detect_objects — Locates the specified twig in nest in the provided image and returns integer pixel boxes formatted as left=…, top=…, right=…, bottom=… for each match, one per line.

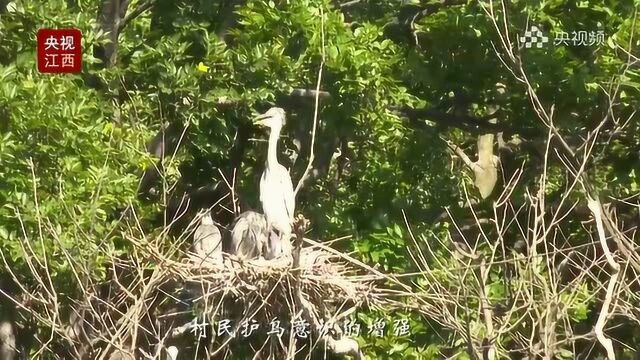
left=289, top=215, right=365, bottom=360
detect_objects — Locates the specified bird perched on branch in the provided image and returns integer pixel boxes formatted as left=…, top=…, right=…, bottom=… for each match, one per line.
left=473, top=118, right=499, bottom=199
left=227, top=210, right=269, bottom=259
left=192, top=210, right=223, bottom=265
left=254, top=107, right=295, bottom=259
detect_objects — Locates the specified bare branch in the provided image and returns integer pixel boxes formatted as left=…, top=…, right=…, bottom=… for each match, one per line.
left=294, top=7, right=326, bottom=196
left=587, top=197, right=619, bottom=360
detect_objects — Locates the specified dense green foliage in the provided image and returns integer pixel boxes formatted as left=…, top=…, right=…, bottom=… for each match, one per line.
left=1, top=0, right=639, bottom=358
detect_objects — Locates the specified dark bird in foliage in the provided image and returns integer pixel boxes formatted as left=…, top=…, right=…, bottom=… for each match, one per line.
left=138, top=122, right=186, bottom=201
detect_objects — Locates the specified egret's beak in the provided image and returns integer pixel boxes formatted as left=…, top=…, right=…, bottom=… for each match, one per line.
left=253, top=112, right=271, bottom=126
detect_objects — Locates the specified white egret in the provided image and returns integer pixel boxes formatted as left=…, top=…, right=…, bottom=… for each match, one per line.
left=254, top=107, right=295, bottom=259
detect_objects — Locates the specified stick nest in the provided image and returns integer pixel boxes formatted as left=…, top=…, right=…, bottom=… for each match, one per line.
left=178, top=247, right=372, bottom=314
left=140, top=244, right=376, bottom=358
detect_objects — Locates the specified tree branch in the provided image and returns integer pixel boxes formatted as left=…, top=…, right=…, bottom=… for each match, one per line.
left=587, top=197, right=619, bottom=360
left=118, top=0, right=155, bottom=33
left=382, top=0, right=466, bottom=43
left=396, top=106, right=507, bottom=134
left=289, top=88, right=331, bottom=100
left=337, top=0, right=362, bottom=8
left=445, top=139, right=477, bottom=169
left=95, top=0, right=130, bottom=68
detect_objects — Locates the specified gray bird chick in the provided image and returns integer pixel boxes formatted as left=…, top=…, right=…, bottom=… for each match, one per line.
left=193, top=210, right=223, bottom=266
left=228, top=210, right=269, bottom=259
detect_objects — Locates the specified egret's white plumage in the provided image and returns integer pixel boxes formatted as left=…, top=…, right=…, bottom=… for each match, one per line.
left=0, top=321, right=15, bottom=360
left=260, top=166, right=295, bottom=233
left=255, top=107, right=295, bottom=259
left=192, top=210, right=222, bottom=265
left=166, top=346, right=179, bottom=360
left=228, top=210, right=269, bottom=259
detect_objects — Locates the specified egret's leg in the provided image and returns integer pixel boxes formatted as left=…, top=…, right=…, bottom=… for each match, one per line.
left=280, top=231, right=292, bottom=256
left=268, top=230, right=279, bottom=260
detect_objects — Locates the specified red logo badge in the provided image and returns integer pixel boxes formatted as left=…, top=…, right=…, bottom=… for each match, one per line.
left=37, top=29, right=82, bottom=74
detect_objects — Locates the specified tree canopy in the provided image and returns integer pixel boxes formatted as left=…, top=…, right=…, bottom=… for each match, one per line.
left=0, top=0, right=639, bottom=359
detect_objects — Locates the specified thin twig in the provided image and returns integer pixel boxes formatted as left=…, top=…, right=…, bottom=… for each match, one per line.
left=293, top=5, right=326, bottom=197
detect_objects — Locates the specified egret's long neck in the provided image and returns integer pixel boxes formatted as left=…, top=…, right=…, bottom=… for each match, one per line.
left=201, top=214, right=214, bottom=225
left=266, top=126, right=281, bottom=169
